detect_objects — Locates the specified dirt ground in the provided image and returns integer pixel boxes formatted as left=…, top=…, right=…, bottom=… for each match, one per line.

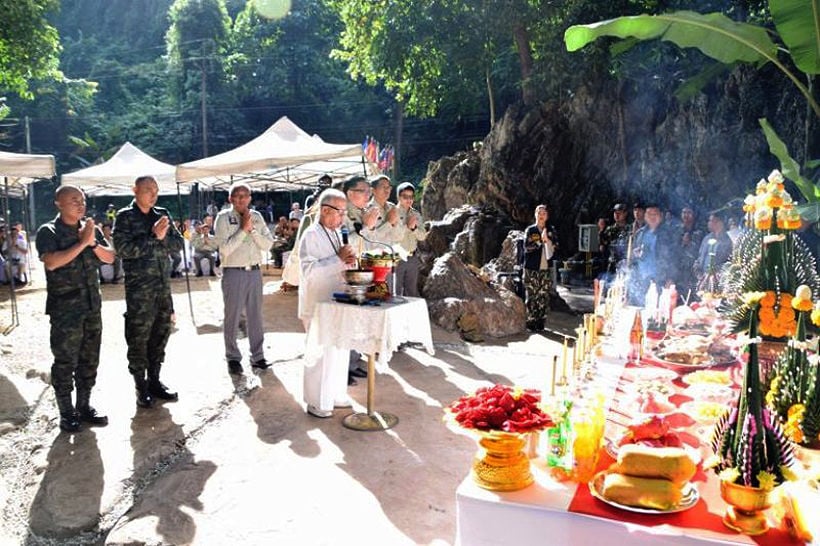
left=0, top=261, right=587, bottom=546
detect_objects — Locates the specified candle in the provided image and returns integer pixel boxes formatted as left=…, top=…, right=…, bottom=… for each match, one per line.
left=551, top=355, right=558, bottom=397
left=561, top=337, right=569, bottom=382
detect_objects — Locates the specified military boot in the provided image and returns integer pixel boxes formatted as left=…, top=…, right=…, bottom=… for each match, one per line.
left=147, top=367, right=178, bottom=402
left=76, top=389, right=109, bottom=427
left=56, top=393, right=81, bottom=432
left=133, top=371, right=154, bottom=408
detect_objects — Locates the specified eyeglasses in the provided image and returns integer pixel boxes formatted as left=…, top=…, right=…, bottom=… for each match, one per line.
left=321, top=204, right=346, bottom=214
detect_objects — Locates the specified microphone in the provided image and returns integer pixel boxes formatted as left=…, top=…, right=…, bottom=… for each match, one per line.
left=341, top=225, right=349, bottom=245
left=353, top=221, right=363, bottom=234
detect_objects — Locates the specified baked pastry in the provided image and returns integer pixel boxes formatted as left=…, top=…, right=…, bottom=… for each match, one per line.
left=612, top=444, right=697, bottom=485
left=601, top=473, right=682, bottom=511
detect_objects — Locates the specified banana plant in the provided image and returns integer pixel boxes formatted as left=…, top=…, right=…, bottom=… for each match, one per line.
left=564, top=0, right=820, bottom=201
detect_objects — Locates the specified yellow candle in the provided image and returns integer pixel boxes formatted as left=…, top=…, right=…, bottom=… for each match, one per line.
left=561, top=337, right=569, bottom=381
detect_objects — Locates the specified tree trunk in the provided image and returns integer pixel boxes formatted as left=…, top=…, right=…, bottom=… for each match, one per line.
left=512, top=22, right=535, bottom=106
left=486, top=67, right=496, bottom=128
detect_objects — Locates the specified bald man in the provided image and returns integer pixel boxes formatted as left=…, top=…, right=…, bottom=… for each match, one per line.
left=36, top=185, right=115, bottom=431
left=113, top=176, right=184, bottom=408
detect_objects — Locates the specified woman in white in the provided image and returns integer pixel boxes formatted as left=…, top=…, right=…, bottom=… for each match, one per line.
left=298, top=189, right=357, bottom=417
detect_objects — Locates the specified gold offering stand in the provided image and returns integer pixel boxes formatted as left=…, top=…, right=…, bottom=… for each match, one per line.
left=342, top=352, right=399, bottom=431
left=342, top=252, right=401, bottom=431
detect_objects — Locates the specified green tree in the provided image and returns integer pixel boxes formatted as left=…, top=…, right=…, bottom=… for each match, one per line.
left=166, top=0, right=236, bottom=157
left=0, top=0, right=61, bottom=99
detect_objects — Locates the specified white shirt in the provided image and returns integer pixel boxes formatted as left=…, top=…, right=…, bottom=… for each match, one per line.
left=298, top=221, right=347, bottom=323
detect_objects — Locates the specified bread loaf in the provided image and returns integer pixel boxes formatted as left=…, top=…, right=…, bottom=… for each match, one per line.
left=601, top=473, right=682, bottom=511
left=613, top=444, right=696, bottom=485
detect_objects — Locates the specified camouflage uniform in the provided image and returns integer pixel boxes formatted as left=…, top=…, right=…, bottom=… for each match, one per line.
left=113, top=201, right=184, bottom=381
left=599, top=222, right=632, bottom=274
left=523, top=223, right=559, bottom=329
left=35, top=216, right=106, bottom=418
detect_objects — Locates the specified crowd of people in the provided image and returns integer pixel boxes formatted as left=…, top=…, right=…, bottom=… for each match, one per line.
left=33, top=172, right=428, bottom=429
left=32, top=172, right=820, bottom=428
left=517, top=199, right=817, bottom=333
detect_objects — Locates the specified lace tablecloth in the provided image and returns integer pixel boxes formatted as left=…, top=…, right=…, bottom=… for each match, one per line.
left=306, top=297, right=434, bottom=369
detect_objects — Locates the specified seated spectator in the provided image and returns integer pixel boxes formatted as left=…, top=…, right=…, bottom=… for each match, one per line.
left=192, top=215, right=218, bottom=276
left=289, top=202, right=304, bottom=221
left=99, top=223, right=123, bottom=283
left=274, top=216, right=289, bottom=238
left=2, top=225, right=29, bottom=285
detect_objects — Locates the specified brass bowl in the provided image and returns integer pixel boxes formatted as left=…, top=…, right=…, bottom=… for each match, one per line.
left=344, top=269, right=374, bottom=286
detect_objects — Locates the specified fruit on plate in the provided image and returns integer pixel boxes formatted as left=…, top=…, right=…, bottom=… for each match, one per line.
left=617, top=415, right=684, bottom=449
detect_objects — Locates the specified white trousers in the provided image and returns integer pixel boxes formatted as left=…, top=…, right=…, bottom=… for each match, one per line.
left=302, top=319, right=349, bottom=412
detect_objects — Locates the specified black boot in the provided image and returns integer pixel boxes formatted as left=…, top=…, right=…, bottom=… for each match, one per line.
left=133, top=371, right=154, bottom=408
left=76, top=389, right=109, bottom=426
left=56, top=393, right=81, bottom=432
left=148, top=368, right=179, bottom=402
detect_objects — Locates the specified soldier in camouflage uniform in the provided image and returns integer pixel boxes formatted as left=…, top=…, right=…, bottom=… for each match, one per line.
left=113, top=176, right=184, bottom=408
left=523, top=204, right=559, bottom=331
left=36, top=185, right=115, bottom=432
left=599, top=203, right=632, bottom=275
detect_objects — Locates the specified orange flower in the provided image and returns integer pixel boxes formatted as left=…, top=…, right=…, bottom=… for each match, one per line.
left=794, top=299, right=813, bottom=312
left=761, top=291, right=777, bottom=307
left=780, top=293, right=793, bottom=308
left=764, top=194, right=784, bottom=208
left=759, top=305, right=776, bottom=323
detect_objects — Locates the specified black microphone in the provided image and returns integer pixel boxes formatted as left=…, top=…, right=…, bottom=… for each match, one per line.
left=353, top=222, right=363, bottom=234
left=341, top=225, right=349, bottom=245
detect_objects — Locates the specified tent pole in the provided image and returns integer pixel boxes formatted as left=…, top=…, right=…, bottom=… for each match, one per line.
left=176, top=181, right=195, bottom=325
left=21, top=184, right=33, bottom=285
left=3, top=176, right=19, bottom=334
left=361, top=155, right=367, bottom=176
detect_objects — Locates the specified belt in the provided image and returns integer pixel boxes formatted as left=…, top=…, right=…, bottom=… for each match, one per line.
left=223, top=264, right=261, bottom=271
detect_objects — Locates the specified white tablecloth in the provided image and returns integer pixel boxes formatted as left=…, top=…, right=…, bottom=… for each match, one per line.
left=306, top=297, right=434, bottom=369
left=455, top=343, right=801, bottom=546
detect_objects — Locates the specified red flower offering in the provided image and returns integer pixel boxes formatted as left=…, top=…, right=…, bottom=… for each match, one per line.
left=447, top=384, right=554, bottom=433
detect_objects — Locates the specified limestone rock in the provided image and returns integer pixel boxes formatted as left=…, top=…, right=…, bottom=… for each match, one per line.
left=424, top=252, right=526, bottom=338
left=419, top=65, right=807, bottom=261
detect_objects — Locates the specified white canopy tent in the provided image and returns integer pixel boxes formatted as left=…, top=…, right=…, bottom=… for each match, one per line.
left=62, top=142, right=188, bottom=196
left=0, top=150, right=57, bottom=333
left=176, top=116, right=373, bottom=189
left=0, top=150, right=56, bottom=198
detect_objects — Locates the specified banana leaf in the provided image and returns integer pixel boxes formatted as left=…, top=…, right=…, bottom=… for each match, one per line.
left=770, top=0, right=820, bottom=75
left=759, top=118, right=820, bottom=201
left=564, top=11, right=777, bottom=64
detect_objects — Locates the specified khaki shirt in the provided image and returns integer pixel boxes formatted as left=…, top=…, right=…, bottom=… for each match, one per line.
left=396, top=206, right=427, bottom=255
left=214, top=207, right=273, bottom=268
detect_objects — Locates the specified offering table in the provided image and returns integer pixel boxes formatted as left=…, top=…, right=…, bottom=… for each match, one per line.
left=455, top=351, right=804, bottom=546
left=306, top=297, right=434, bottom=431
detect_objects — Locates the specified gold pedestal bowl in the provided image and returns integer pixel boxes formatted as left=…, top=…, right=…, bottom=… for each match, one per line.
left=720, top=480, right=775, bottom=536
left=471, top=431, right=533, bottom=492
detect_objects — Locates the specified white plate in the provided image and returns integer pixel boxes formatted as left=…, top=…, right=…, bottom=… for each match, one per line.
left=623, top=367, right=679, bottom=382
left=589, top=471, right=700, bottom=514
